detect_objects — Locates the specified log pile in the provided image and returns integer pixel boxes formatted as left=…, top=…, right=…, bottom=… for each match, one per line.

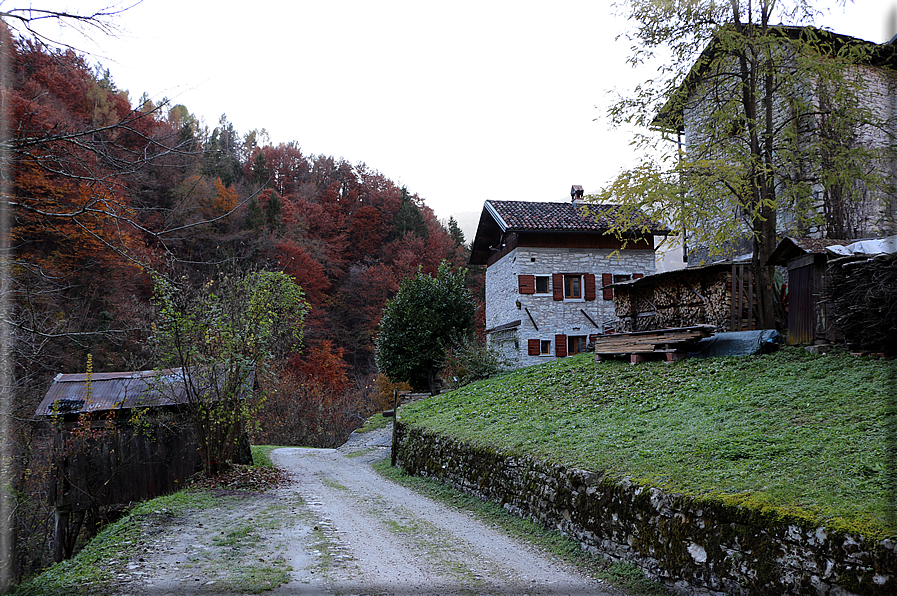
left=614, top=264, right=757, bottom=333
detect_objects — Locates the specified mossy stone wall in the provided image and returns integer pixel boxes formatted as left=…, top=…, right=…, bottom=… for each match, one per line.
left=393, top=421, right=896, bottom=596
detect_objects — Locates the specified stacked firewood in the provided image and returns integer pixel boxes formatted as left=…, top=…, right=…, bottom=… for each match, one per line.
left=615, top=269, right=737, bottom=332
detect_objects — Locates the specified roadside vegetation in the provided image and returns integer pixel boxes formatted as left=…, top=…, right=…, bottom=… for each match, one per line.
left=11, top=491, right=217, bottom=596
left=11, top=447, right=290, bottom=596
left=398, top=347, right=896, bottom=538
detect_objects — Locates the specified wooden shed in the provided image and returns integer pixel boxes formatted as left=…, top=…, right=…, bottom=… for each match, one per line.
left=611, top=261, right=760, bottom=333
left=34, top=368, right=251, bottom=561
left=767, top=237, right=849, bottom=346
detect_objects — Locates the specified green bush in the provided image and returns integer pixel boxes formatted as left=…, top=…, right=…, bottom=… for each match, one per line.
left=441, top=334, right=509, bottom=390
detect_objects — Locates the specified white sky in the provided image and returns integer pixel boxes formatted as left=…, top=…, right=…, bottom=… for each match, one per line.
left=16, top=0, right=897, bottom=239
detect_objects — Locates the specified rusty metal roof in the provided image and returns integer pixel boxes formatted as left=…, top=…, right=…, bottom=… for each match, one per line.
left=34, top=368, right=254, bottom=417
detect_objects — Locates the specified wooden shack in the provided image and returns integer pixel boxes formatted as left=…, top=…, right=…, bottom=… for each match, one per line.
left=34, top=368, right=250, bottom=561
left=611, top=261, right=760, bottom=333
left=767, top=237, right=848, bottom=346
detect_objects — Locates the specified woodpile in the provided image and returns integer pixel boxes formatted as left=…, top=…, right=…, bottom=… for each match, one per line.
left=825, top=254, right=897, bottom=355
left=614, top=263, right=758, bottom=333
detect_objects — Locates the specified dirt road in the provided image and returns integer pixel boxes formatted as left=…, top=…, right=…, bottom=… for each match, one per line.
left=114, top=427, right=620, bottom=595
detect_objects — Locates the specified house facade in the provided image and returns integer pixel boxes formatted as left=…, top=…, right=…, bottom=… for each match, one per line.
left=469, top=191, right=666, bottom=368
left=653, top=26, right=897, bottom=271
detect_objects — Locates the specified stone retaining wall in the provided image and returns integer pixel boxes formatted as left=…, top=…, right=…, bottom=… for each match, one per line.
left=393, top=421, right=896, bottom=595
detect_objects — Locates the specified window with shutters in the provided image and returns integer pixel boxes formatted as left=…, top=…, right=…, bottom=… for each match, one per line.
left=535, top=276, right=550, bottom=294
left=563, top=275, right=582, bottom=300
left=528, top=338, right=553, bottom=356
left=602, top=273, right=642, bottom=300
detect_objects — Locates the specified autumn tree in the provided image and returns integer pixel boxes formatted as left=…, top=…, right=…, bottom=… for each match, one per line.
left=1, top=7, right=190, bottom=588
left=151, top=269, right=308, bottom=475
left=594, top=0, right=896, bottom=328
left=375, top=262, right=475, bottom=393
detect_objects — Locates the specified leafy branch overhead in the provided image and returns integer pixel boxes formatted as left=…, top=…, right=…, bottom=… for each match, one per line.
left=151, top=270, right=309, bottom=475
left=593, top=0, right=896, bottom=328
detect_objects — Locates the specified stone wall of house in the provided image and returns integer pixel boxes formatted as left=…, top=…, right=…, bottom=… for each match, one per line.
left=488, top=326, right=522, bottom=368
left=486, top=246, right=655, bottom=368
left=680, top=52, right=897, bottom=247
left=394, top=421, right=896, bottom=596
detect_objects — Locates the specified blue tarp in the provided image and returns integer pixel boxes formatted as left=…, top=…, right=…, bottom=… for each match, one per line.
left=687, top=330, right=783, bottom=358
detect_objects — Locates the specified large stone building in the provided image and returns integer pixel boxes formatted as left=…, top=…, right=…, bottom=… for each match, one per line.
left=653, top=26, right=897, bottom=271
left=469, top=189, right=667, bottom=368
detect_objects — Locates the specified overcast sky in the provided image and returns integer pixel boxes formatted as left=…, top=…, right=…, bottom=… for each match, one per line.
left=21, top=0, right=897, bottom=239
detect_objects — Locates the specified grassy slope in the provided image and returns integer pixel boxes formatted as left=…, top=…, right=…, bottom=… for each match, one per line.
left=400, top=348, right=896, bottom=538
left=12, top=446, right=286, bottom=595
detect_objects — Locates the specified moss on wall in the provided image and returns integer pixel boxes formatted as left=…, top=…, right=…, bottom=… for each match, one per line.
left=394, top=421, right=896, bottom=596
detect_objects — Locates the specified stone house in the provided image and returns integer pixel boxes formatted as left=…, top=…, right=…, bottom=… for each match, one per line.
left=469, top=188, right=667, bottom=368
left=653, top=26, right=897, bottom=270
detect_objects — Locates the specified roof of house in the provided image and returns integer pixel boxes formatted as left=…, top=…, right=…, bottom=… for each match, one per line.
left=34, top=367, right=254, bottom=417
left=654, top=26, right=897, bottom=132
left=607, top=259, right=748, bottom=290
left=469, top=200, right=668, bottom=265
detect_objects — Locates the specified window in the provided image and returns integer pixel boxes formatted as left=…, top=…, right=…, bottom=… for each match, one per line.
left=555, top=274, right=596, bottom=301
left=603, top=273, right=642, bottom=300
left=568, top=335, right=587, bottom=355
left=535, top=276, right=550, bottom=294
left=528, top=338, right=554, bottom=356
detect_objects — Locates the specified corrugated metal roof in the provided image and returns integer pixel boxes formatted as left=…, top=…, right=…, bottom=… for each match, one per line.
left=35, top=368, right=253, bottom=417
left=607, top=259, right=747, bottom=288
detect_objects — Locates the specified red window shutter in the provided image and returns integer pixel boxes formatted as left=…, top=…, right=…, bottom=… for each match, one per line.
left=584, top=274, right=596, bottom=301
left=633, top=273, right=644, bottom=280
left=552, top=273, right=564, bottom=301
left=602, top=273, right=614, bottom=300
left=518, top=275, right=535, bottom=294
left=555, top=334, right=567, bottom=357
left=528, top=339, right=540, bottom=356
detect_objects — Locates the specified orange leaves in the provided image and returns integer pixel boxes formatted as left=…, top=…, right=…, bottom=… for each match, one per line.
left=287, top=339, right=350, bottom=394
left=213, top=178, right=239, bottom=214
left=14, top=163, right=140, bottom=280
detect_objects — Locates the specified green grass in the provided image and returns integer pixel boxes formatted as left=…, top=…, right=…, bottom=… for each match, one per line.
left=355, top=412, right=392, bottom=433
left=14, top=449, right=291, bottom=595
left=250, top=444, right=284, bottom=468
left=12, top=491, right=219, bottom=595
left=399, top=348, right=897, bottom=538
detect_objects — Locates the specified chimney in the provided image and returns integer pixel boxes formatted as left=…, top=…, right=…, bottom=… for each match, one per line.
left=570, top=185, right=584, bottom=203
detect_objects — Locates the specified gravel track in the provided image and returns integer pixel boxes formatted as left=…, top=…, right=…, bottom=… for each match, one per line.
left=112, top=426, right=620, bottom=595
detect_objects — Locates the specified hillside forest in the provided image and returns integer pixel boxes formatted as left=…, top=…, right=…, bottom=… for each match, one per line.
left=5, top=34, right=483, bottom=448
